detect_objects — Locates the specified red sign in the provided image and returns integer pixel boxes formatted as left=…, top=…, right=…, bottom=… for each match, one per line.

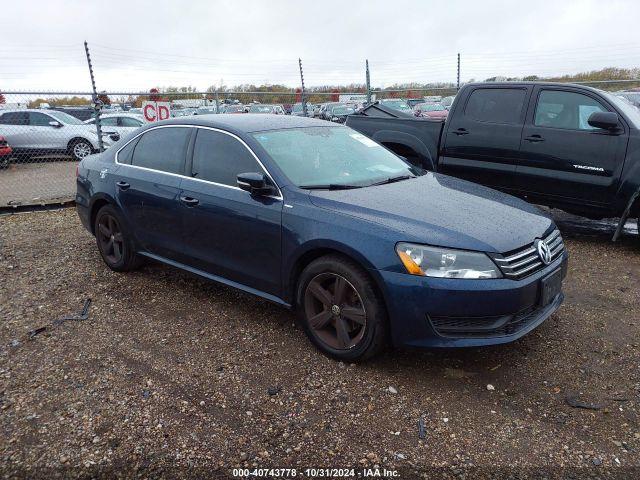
left=142, top=101, right=171, bottom=122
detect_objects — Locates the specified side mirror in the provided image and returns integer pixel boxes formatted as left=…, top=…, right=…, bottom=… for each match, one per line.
left=49, top=121, right=62, bottom=128
left=109, top=133, right=121, bottom=142
left=237, top=172, right=274, bottom=196
left=588, top=111, right=620, bottom=132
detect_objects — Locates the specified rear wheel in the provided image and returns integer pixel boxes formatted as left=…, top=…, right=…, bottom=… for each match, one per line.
left=94, top=205, right=143, bottom=272
left=69, top=139, right=93, bottom=161
left=297, top=255, right=388, bottom=361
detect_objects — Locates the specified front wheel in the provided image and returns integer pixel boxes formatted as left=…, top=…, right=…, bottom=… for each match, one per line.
left=297, top=255, right=389, bottom=362
left=69, top=139, right=93, bottom=161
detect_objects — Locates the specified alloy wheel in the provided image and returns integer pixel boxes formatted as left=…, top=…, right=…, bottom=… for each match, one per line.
left=73, top=141, right=92, bottom=159
left=304, top=273, right=367, bottom=350
left=97, top=214, right=124, bottom=264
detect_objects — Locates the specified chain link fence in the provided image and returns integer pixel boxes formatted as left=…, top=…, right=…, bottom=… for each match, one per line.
left=1, top=80, right=639, bottom=208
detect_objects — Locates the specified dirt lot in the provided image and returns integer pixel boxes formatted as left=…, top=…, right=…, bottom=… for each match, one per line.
left=0, top=160, right=75, bottom=207
left=1, top=208, right=639, bottom=479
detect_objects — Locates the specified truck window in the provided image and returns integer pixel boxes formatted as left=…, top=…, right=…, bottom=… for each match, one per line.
left=464, top=88, right=526, bottom=124
left=534, top=90, right=607, bottom=131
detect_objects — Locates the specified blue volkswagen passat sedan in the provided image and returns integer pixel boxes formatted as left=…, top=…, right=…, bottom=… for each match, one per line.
left=76, top=115, right=568, bottom=361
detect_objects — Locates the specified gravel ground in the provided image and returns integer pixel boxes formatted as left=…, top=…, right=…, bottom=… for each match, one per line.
left=1, top=208, right=639, bottom=479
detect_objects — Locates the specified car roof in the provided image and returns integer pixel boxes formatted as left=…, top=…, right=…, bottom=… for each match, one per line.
left=152, top=113, right=331, bottom=133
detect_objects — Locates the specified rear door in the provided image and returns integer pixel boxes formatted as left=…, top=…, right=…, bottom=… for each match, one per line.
left=517, top=86, right=628, bottom=205
left=0, top=112, right=30, bottom=150
left=440, top=86, right=530, bottom=190
left=114, top=126, right=192, bottom=261
left=180, top=127, right=283, bottom=296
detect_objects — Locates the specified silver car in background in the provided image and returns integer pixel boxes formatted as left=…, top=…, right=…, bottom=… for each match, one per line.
left=0, top=109, right=115, bottom=161
left=84, top=113, right=145, bottom=139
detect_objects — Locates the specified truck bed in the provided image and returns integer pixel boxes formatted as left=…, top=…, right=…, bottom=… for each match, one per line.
left=346, top=103, right=444, bottom=170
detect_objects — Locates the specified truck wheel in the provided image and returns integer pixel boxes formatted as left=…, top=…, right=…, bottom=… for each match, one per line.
left=69, top=139, right=93, bottom=161
left=297, top=255, right=389, bottom=362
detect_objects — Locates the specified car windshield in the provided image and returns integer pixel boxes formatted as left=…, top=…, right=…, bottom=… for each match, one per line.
left=292, top=104, right=305, bottom=112
left=601, top=90, right=640, bottom=128
left=417, top=103, right=445, bottom=112
left=48, top=110, right=84, bottom=125
left=253, top=126, right=422, bottom=188
left=331, top=106, right=355, bottom=115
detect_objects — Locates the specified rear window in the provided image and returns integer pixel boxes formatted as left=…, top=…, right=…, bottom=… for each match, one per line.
left=464, top=88, right=526, bottom=124
left=0, top=112, right=29, bottom=125
left=130, top=127, right=190, bottom=174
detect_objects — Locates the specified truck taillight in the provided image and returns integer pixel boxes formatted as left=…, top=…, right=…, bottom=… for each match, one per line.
left=76, top=166, right=79, bottom=177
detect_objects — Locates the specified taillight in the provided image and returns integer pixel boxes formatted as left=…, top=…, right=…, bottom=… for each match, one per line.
left=76, top=165, right=79, bottom=177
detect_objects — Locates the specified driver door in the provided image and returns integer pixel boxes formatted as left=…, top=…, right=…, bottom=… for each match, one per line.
left=517, top=86, right=628, bottom=205
left=180, top=127, right=283, bottom=296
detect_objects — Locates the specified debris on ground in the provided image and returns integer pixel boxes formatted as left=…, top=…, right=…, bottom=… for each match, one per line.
left=565, top=395, right=605, bottom=411
left=27, top=298, right=92, bottom=339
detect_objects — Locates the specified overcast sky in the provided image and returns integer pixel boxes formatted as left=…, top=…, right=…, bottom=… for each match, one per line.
left=2, top=0, right=639, bottom=93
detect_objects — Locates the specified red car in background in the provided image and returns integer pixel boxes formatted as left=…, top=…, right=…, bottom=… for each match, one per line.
left=414, top=103, right=449, bottom=120
left=0, top=135, right=12, bottom=168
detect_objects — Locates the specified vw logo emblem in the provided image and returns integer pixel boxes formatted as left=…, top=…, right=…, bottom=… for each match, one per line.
left=535, top=239, right=552, bottom=265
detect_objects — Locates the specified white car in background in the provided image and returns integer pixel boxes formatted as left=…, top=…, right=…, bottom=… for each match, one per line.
left=84, top=113, right=145, bottom=138
left=0, top=109, right=116, bottom=161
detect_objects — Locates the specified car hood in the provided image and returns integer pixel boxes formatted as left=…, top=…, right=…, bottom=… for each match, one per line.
left=308, top=173, right=553, bottom=253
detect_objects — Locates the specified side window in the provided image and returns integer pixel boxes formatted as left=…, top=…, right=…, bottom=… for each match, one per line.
left=29, top=112, right=54, bottom=126
left=120, top=117, right=143, bottom=127
left=130, top=127, right=190, bottom=174
left=464, top=88, right=527, bottom=124
left=99, top=117, right=118, bottom=126
left=534, top=90, right=607, bottom=130
left=192, top=129, right=263, bottom=186
left=116, top=137, right=140, bottom=165
left=0, top=113, right=28, bottom=125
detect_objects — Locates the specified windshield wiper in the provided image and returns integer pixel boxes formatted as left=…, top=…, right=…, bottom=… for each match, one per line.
left=299, top=184, right=364, bottom=190
left=369, top=174, right=414, bottom=186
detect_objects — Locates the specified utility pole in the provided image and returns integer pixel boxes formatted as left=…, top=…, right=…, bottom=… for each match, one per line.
left=457, top=53, right=461, bottom=92
left=84, top=40, right=104, bottom=152
left=366, top=59, right=371, bottom=104
left=299, top=58, right=307, bottom=116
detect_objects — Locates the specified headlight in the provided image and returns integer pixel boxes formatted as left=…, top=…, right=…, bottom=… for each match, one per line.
left=396, top=242, right=502, bottom=279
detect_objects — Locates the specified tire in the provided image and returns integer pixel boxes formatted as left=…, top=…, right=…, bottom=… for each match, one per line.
left=69, top=138, right=93, bottom=161
left=94, top=204, right=143, bottom=272
left=0, top=156, right=9, bottom=169
left=297, top=254, right=389, bottom=362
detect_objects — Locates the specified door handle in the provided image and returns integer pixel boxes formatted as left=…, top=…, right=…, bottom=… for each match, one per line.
left=180, top=195, right=199, bottom=207
left=116, top=181, right=130, bottom=190
left=524, top=135, right=544, bottom=143
left=452, top=128, right=469, bottom=136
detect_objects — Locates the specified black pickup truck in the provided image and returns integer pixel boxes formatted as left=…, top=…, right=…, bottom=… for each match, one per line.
left=346, top=82, right=640, bottom=241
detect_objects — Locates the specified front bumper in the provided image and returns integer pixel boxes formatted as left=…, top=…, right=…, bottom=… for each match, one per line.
left=377, top=251, right=568, bottom=348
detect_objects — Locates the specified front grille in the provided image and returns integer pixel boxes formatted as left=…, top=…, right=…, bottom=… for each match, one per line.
left=430, top=305, right=538, bottom=338
left=491, top=229, right=564, bottom=280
